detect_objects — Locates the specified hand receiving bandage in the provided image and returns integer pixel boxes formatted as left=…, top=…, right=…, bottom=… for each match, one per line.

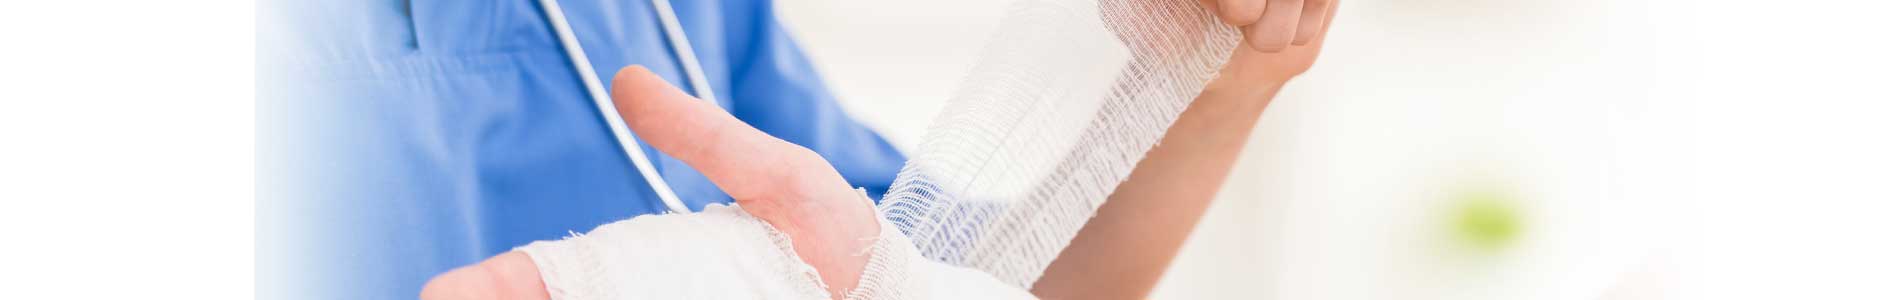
left=419, top=67, right=1028, bottom=300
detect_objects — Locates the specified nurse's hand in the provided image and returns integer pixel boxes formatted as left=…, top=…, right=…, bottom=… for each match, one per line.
left=1036, top=1, right=1338, bottom=298
left=1198, top=0, right=1335, bottom=53
left=1200, top=0, right=1337, bottom=98
left=1117, top=0, right=1338, bottom=88
left=419, top=66, right=881, bottom=300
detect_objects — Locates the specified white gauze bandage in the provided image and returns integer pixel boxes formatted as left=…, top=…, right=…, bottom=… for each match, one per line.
left=517, top=204, right=1032, bottom=299
left=521, top=0, right=1240, bottom=298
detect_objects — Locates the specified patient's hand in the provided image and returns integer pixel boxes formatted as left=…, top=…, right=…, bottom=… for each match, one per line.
left=420, top=66, right=881, bottom=300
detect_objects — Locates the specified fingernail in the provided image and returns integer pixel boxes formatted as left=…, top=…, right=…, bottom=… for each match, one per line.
left=1244, top=26, right=1286, bottom=53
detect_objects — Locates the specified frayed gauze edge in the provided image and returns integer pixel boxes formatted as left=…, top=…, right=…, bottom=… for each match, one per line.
left=517, top=203, right=1033, bottom=300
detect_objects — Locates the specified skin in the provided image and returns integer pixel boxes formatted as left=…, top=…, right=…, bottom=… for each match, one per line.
left=420, top=1, right=1336, bottom=299
left=423, top=65, right=879, bottom=300
left=1036, top=2, right=1336, bottom=298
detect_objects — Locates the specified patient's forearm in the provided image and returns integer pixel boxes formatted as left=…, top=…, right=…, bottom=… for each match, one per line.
left=1031, top=78, right=1284, bottom=299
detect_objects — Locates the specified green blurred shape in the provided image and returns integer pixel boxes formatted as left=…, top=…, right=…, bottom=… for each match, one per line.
left=1451, top=189, right=1521, bottom=251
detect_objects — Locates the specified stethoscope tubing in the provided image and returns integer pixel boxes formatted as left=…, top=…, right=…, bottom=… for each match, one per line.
left=537, top=0, right=720, bottom=214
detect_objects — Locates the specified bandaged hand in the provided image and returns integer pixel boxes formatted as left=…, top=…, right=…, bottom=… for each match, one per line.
left=420, top=66, right=896, bottom=299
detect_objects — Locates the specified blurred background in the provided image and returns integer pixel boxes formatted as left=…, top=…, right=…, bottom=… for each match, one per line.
left=776, top=0, right=1691, bottom=298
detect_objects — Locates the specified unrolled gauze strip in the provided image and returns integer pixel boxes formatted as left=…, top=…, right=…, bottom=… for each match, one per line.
left=878, top=0, right=1240, bottom=288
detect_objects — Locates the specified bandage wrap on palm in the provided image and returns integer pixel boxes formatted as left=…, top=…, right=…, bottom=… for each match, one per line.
left=517, top=204, right=1031, bottom=299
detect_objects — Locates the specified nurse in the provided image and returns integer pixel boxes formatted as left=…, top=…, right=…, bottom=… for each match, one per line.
left=256, top=0, right=1336, bottom=299
left=259, top=0, right=901, bottom=298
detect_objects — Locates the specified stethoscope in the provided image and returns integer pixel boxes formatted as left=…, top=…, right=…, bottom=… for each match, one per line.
left=536, top=0, right=715, bottom=214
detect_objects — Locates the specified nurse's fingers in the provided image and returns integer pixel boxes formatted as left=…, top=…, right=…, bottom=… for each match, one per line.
left=1215, top=0, right=1265, bottom=26
left=420, top=252, right=548, bottom=300
left=1244, top=0, right=1303, bottom=52
left=1291, top=0, right=1332, bottom=45
left=609, top=66, right=851, bottom=202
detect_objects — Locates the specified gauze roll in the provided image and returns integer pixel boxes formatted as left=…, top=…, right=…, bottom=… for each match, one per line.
left=516, top=204, right=1032, bottom=299
left=878, top=0, right=1240, bottom=287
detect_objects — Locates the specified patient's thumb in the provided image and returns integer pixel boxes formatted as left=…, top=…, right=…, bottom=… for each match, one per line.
left=420, top=252, right=549, bottom=300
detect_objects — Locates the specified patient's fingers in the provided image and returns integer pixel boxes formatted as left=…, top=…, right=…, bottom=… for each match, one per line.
left=609, top=66, right=851, bottom=203
left=420, top=252, right=547, bottom=300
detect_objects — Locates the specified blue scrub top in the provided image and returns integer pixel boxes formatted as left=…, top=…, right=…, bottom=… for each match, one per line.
left=256, top=0, right=906, bottom=298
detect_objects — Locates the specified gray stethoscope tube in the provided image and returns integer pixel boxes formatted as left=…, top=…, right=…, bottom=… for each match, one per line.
left=537, top=0, right=718, bottom=214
